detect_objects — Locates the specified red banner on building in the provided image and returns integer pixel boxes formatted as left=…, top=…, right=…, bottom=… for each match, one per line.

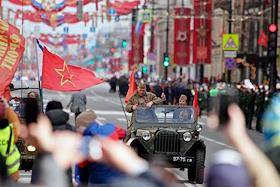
left=173, top=8, right=191, bottom=65
left=0, top=19, right=25, bottom=100
left=193, top=0, right=212, bottom=64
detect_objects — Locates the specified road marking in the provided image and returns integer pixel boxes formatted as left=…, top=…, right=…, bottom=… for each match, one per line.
left=95, top=110, right=131, bottom=116
left=97, top=117, right=106, bottom=121
left=200, top=135, right=233, bottom=149
left=89, top=90, right=122, bottom=106
left=117, top=118, right=128, bottom=122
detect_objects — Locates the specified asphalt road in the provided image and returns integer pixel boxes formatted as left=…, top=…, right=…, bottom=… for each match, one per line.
left=12, top=81, right=264, bottom=187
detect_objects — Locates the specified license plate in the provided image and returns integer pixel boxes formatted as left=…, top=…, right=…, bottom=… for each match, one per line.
left=21, top=155, right=35, bottom=160
left=172, top=156, right=193, bottom=163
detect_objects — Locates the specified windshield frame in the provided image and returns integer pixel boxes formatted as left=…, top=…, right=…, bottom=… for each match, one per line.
left=134, top=105, right=197, bottom=129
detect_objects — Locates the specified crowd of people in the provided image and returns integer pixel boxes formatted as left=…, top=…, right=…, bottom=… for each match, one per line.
left=0, top=77, right=280, bottom=186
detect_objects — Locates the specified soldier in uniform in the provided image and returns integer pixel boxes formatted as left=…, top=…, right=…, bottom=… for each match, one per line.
left=246, top=89, right=256, bottom=129
left=255, top=87, right=266, bottom=132
left=125, top=83, right=163, bottom=137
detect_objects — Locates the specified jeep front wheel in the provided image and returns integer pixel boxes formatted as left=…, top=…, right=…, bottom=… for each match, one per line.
left=188, top=149, right=205, bottom=184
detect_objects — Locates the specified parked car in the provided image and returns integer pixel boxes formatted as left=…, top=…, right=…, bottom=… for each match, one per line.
left=126, top=105, right=206, bottom=184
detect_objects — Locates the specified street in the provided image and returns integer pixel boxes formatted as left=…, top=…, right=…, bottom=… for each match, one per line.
left=13, top=81, right=264, bottom=187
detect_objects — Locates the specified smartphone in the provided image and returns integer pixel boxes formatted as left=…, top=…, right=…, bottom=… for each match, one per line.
left=23, top=98, right=40, bottom=125
left=79, top=136, right=103, bottom=160
left=209, top=88, right=238, bottom=127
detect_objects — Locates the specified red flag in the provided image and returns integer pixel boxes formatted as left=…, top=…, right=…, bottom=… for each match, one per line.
left=258, top=31, right=268, bottom=48
left=42, top=47, right=103, bottom=91
left=0, top=19, right=25, bottom=100
left=125, top=70, right=136, bottom=103
left=193, top=88, right=200, bottom=117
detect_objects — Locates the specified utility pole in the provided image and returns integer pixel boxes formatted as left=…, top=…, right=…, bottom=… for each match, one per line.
left=227, top=0, right=233, bottom=83
left=269, top=0, right=279, bottom=92
left=164, top=0, right=170, bottom=81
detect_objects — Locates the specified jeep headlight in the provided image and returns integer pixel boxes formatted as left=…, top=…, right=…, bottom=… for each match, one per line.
left=142, top=131, right=151, bottom=141
left=183, top=132, right=192, bottom=142
left=27, top=145, right=36, bottom=152
left=196, top=124, right=202, bottom=132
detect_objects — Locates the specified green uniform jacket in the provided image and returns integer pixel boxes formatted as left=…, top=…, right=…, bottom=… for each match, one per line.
left=125, top=92, right=163, bottom=129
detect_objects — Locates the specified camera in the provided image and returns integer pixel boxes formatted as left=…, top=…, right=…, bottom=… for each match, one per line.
left=208, top=87, right=239, bottom=126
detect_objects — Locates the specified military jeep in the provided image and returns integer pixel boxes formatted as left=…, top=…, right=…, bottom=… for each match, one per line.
left=126, top=105, right=206, bottom=184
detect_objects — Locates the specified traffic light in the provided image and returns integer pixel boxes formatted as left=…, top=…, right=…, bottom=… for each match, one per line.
left=267, top=23, right=278, bottom=58
left=142, top=65, right=148, bottom=74
left=163, top=53, right=169, bottom=67
left=121, top=39, right=127, bottom=48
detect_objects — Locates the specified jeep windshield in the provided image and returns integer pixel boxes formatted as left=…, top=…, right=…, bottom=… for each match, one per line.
left=134, top=105, right=196, bottom=128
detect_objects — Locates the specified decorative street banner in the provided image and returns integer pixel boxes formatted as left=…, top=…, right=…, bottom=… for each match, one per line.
left=193, top=0, right=212, bottom=64
left=17, top=10, right=90, bottom=28
left=0, top=19, right=25, bottom=100
left=107, top=0, right=140, bottom=15
left=9, top=0, right=92, bottom=12
left=173, top=8, right=191, bottom=65
left=39, top=34, right=81, bottom=46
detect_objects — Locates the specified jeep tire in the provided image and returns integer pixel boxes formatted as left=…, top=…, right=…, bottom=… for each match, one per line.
left=188, top=149, right=205, bottom=184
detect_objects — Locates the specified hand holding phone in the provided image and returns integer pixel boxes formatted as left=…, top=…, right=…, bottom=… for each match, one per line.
left=209, top=87, right=239, bottom=127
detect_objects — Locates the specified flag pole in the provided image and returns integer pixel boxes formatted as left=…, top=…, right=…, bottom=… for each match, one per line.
left=118, top=90, right=129, bottom=128
left=35, top=38, right=44, bottom=111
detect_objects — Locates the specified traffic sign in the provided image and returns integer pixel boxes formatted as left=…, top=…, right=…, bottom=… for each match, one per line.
left=108, top=8, right=116, bottom=16
left=115, top=16, right=120, bottom=22
left=222, top=34, right=239, bottom=51
left=223, top=51, right=237, bottom=58
left=63, top=27, right=69, bottom=34
left=90, top=27, right=95, bottom=33
left=140, top=9, right=152, bottom=23
left=225, top=58, right=236, bottom=70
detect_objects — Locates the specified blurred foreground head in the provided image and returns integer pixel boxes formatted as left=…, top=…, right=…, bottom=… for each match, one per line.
left=262, top=95, right=280, bottom=149
left=206, top=149, right=250, bottom=187
left=262, top=95, right=280, bottom=174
